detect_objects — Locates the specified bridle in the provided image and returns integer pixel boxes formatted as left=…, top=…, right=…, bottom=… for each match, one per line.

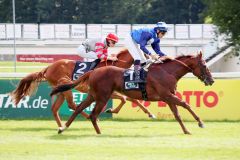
left=174, top=57, right=208, bottom=83
left=197, top=58, right=209, bottom=83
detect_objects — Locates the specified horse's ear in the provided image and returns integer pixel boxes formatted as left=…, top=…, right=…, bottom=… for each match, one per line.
left=198, top=50, right=203, bottom=59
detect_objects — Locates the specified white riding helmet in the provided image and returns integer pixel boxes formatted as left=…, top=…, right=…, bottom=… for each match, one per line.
left=154, top=22, right=168, bottom=32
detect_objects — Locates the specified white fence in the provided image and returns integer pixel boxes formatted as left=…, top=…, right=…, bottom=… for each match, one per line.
left=0, top=23, right=216, bottom=40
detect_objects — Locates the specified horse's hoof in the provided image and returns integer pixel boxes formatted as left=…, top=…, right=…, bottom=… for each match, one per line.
left=105, top=108, right=112, bottom=113
left=198, top=122, right=205, bottom=128
left=149, top=114, right=157, bottom=119
left=58, top=129, right=63, bottom=134
left=58, top=126, right=65, bottom=134
left=184, top=131, right=191, bottom=135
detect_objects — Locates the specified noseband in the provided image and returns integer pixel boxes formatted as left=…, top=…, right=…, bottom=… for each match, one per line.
left=198, top=59, right=208, bottom=83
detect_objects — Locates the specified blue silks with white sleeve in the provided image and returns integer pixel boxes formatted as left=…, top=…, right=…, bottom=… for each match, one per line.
left=131, top=28, right=165, bottom=56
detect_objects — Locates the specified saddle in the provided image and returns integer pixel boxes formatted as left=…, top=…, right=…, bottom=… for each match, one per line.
left=72, top=59, right=100, bottom=80
left=123, top=69, right=148, bottom=100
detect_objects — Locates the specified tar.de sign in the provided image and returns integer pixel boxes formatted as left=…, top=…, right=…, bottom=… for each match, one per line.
left=0, top=94, right=48, bottom=109
left=0, top=80, right=112, bottom=118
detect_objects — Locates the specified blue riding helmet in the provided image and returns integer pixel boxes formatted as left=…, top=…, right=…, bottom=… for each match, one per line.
left=154, top=22, right=168, bottom=33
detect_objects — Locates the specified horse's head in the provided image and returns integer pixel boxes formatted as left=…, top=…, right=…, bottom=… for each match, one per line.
left=113, top=49, right=134, bottom=68
left=191, top=51, right=214, bottom=86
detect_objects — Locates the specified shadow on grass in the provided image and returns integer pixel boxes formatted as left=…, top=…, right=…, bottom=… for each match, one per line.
left=48, top=131, right=181, bottom=140
left=1, top=127, right=90, bottom=132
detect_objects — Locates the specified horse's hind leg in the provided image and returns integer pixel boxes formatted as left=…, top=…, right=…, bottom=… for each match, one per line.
left=90, top=101, right=108, bottom=134
left=51, top=94, right=65, bottom=128
left=57, top=78, right=89, bottom=119
left=166, top=94, right=204, bottom=128
left=58, top=95, right=94, bottom=134
left=168, top=103, right=191, bottom=134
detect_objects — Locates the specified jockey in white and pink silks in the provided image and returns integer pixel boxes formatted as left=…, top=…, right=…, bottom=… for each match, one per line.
left=77, top=33, right=119, bottom=70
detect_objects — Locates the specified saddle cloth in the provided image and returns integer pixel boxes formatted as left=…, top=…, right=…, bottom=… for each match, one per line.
left=123, top=69, right=148, bottom=100
left=72, top=59, right=101, bottom=80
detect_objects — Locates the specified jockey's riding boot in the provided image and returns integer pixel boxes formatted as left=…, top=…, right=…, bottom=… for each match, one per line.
left=141, top=62, right=146, bottom=67
left=89, top=59, right=101, bottom=70
left=133, top=60, right=145, bottom=83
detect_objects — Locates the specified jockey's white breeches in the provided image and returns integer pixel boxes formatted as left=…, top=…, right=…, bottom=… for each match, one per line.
left=77, top=45, right=98, bottom=60
left=124, top=34, right=147, bottom=63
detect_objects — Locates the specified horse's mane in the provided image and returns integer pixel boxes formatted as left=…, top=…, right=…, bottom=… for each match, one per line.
left=161, top=57, right=172, bottom=63
left=160, top=55, right=194, bottom=63
left=175, top=55, right=194, bottom=60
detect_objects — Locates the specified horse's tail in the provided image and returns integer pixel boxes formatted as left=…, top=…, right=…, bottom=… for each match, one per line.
left=10, top=67, right=48, bottom=105
left=50, top=71, right=92, bottom=97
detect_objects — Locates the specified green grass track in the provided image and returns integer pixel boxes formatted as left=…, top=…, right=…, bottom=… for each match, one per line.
left=0, top=120, right=239, bottom=160
left=0, top=61, right=48, bottom=73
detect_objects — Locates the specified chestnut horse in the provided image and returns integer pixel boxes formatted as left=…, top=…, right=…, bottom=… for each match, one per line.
left=10, top=49, right=155, bottom=130
left=51, top=51, right=214, bottom=134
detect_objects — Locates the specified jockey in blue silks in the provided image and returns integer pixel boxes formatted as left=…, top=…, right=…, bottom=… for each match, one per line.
left=125, top=22, right=168, bottom=83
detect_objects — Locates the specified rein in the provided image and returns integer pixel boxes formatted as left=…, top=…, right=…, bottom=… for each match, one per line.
left=173, top=59, right=193, bottom=73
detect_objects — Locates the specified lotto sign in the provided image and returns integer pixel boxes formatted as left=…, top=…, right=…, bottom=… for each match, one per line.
left=112, top=78, right=240, bottom=120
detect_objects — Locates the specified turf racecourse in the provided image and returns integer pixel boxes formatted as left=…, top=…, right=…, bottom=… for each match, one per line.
left=0, top=120, right=239, bottom=160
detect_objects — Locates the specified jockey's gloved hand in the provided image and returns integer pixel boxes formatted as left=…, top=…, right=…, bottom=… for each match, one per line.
left=160, top=55, right=173, bottom=61
left=144, top=54, right=151, bottom=59
left=165, top=56, right=174, bottom=60
left=150, top=54, right=159, bottom=61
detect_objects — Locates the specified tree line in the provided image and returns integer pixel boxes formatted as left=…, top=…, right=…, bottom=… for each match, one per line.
left=0, top=0, right=205, bottom=24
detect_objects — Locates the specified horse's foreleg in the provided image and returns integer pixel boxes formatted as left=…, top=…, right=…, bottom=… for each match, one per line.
left=63, top=90, right=90, bottom=119
left=107, top=93, right=156, bottom=119
left=51, top=94, right=65, bottom=128
left=107, top=93, right=127, bottom=114
left=165, top=94, right=204, bottom=128
left=167, top=103, right=191, bottom=134
left=126, top=97, right=156, bottom=119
